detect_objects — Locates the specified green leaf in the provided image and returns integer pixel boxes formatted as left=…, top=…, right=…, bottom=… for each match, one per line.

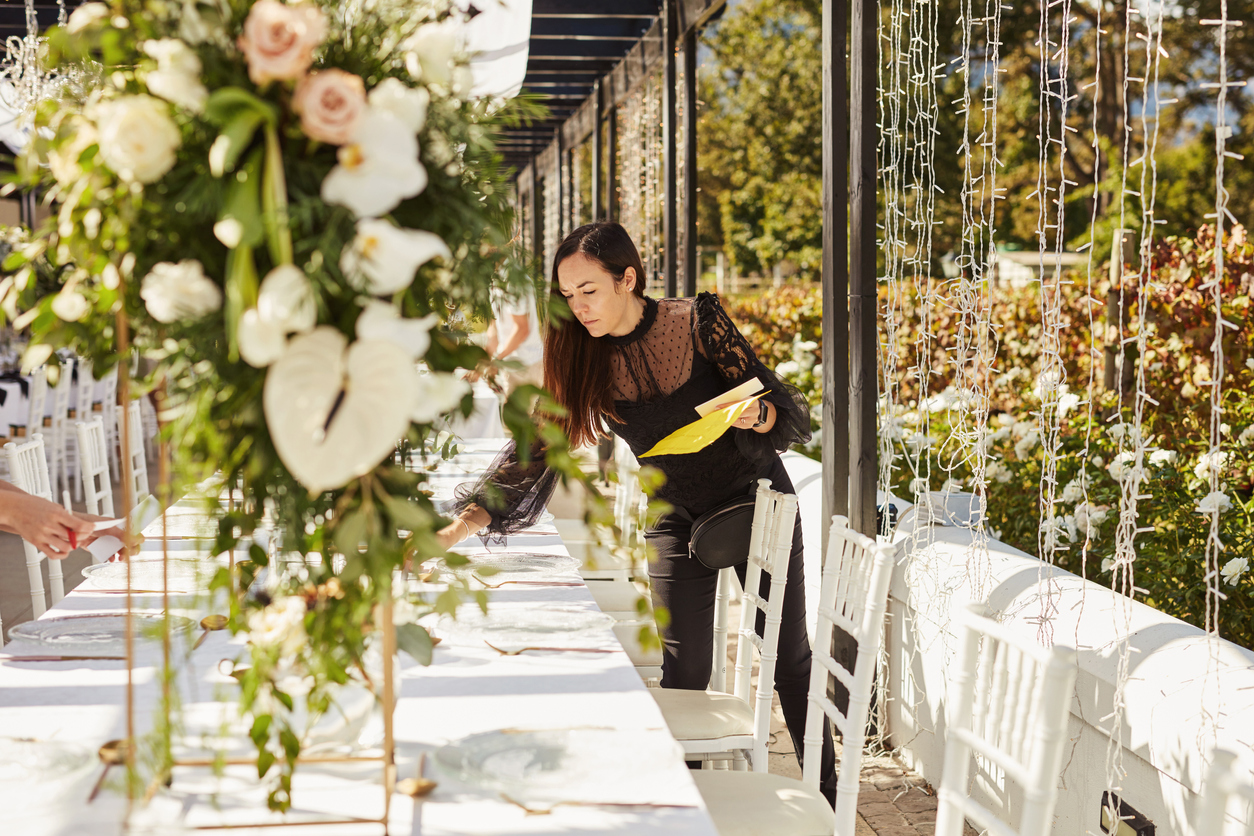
left=261, top=125, right=293, bottom=266
left=249, top=714, right=272, bottom=747
left=257, top=749, right=276, bottom=778
left=434, top=588, right=461, bottom=616
left=219, top=149, right=265, bottom=248
left=224, top=244, right=259, bottom=362
left=205, top=88, right=278, bottom=177
left=279, top=728, right=301, bottom=763
left=383, top=495, right=434, bottom=532
left=274, top=690, right=294, bottom=712
left=395, top=622, right=434, bottom=665
left=334, top=510, right=368, bottom=557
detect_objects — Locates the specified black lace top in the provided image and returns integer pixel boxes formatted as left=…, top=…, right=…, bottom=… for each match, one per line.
left=449, top=292, right=812, bottom=537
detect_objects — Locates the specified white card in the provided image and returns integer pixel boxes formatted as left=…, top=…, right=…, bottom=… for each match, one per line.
left=694, top=378, right=765, bottom=418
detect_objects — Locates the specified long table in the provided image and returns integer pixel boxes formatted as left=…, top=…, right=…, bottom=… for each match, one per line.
left=0, top=453, right=716, bottom=836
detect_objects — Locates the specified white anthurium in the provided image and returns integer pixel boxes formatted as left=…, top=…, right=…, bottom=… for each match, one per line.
left=355, top=300, right=438, bottom=359
left=321, top=110, right=427, bottom=219
left=238, top=309, right=288, bottom=368
left=258, top=265, right=317, bottom=334
left=368, top=77, right=429, bottom=133
left=264, top=327, right=417, bottom=493
left=341, top=219, right=450, bottom=294
left=411, top=370, right=470, bottom=424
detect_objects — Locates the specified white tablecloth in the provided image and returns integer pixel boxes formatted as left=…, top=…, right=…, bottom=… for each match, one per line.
left=0, top=467, right=714, bottom=835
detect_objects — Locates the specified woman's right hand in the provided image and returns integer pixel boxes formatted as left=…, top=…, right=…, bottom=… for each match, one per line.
left=436, top=519, right=469, bottom=551
left=1, top=492, right=94, bottom=559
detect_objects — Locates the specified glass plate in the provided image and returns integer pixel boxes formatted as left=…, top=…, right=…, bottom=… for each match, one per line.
left=438, top=605, right=615, bottom=648
left=0, top=738, right=96, bottom=810
left=444, top=552, right=581, bottom=582
left=434, top=728, right=688, bottom=808
left=81, top=558, right=211, bottom=591
left=8, top=613, right=195, bottom=655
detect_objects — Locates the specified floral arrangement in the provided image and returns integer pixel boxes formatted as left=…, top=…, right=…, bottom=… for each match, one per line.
left=0, top=0, right=581, bottom=811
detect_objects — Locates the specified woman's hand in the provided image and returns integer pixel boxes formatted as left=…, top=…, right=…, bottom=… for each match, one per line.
left=0, top=492, right=94, bottom=559
left=717, top=399, right=774, bottom=432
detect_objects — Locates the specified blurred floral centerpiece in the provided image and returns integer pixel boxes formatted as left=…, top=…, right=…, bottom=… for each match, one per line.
left=1, top=0, right=541, bottom=809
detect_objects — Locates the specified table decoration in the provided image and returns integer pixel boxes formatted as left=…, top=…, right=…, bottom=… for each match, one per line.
left=0, top=0, right=621, bottom=827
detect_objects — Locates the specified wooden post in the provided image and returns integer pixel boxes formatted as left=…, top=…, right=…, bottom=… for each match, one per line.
left=821, top=0, right=851, bottom=551
left=530, top=161, right=541, bottom=267
left=662, top=0, right=678, bottom=297
left=849, top=0, right=878, bottom=539
left=682, top=26, right=698, bottom=297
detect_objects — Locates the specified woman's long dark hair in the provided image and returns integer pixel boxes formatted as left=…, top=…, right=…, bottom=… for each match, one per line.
left=543, top=222, right=647, bottom=449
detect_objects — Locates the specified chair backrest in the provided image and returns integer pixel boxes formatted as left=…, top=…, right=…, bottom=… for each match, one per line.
left=74, top=357, right=95, bottom=422
left=26, top=366, right=48, bottom=435
left=800, top=515, right=896, bottom=835
left=3, top=434, right=65, bottom=618
left=731, top=477, right=799, bottom=772
left=116, top=400, right=149, bottom=501
left=1200, top=750, right=1254, bottom=836
left=934, top=604, right=1079, bottom=836
left=76, top=418, right=114, bottom=517
left=46, top=363, right=74, bottom=495
left=97, top=366, right=119, bottom=479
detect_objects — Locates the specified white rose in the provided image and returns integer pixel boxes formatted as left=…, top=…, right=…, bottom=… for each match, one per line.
left=142, top=39, right=209, bottom=114
left=411, top=371, right=470, bottom=423
left=94, top=95, right=182, bottom=183
left=140, top=259, right=222, bottom=323
left=51, top=290, right=90, bottom=322
left=1240, top=426, right=1254, bottom=446
left=341, top=219, right=450, bottom=294
left=66, top=2, right=109, bottom=33
left=247, top=596, right=308, bottom=656
left=404, top=18, right=462, bottom=87
left=368, top=78, right=430, bottom=133
left=1197, top=490, right=1233, bottom=515
left=1221, top=557, right=1249, bottom=586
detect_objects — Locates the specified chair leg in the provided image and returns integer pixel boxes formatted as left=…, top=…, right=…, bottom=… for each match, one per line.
left=732, top=750, right=749, bottom=772
left=24, top=544, right=47, bottom=619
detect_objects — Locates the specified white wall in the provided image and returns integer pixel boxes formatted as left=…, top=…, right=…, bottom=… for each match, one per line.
left=883, top=522, right=1254, bottom=835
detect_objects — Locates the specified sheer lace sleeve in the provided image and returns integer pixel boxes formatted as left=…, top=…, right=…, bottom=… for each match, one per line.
left=694, top=292, right=813, bottom=463
left=444, top=438, right=559, bottom=541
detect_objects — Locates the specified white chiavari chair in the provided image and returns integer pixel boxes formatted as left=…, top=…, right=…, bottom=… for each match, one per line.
left=24, top=365, right=48, bottom=442
left=933, top=604, right=1079, bottom=836
left=75, top=417, right=114, bottom=518
left=650, top=478, right=797, bottom=771
left=96, top=366, right=119, bottom=480
left=688, top=514, right=897, bottom=836
left=69, top=356, right=96, bottom=501
left=116, top=400, right=149, bottom=502
left=3, top=434, right=66, bottom=624
left=1200, top=750, right=1254, bottom=836
left=46, top=363, right=73, bottom=500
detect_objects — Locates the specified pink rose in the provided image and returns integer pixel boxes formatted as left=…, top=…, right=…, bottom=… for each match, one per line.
left=292, top=70, right=366, bottom=145
left=237, top=0, right=327, bottom=85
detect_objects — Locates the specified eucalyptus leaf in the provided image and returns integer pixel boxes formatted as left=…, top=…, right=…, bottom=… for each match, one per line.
left=395, top=622, right=434, bottom=665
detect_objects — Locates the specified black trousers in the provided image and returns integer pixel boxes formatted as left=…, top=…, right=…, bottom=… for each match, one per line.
left=645, top=457, right=837, bottom=803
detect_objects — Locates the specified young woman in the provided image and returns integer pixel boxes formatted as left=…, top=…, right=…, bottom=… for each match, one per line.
left=440, top=222, right=835, bottom=801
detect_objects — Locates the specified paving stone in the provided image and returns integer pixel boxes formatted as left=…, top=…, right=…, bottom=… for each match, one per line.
left=893, top=793, right=939, bottom=813
left=903, top=808, right=938, bottom=824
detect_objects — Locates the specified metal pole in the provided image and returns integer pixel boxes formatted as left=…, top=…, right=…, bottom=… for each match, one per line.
left=682, top=27, right=698, bottom=297
left=592, top=81, right=603, bottom=223
left=530, top=160, right=541, bottom=267
left=555, top=131, right=565, bottom=241
left=821, top=0, right=850, bottom=553
left=662, top=0, right=678, bottom=297
left=606, top=107, right=618, bottom=223
left=849, top=0, right=878, bottom=539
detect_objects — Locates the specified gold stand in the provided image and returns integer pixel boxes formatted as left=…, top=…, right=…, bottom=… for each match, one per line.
left=118, top=349, right=398, bottom=833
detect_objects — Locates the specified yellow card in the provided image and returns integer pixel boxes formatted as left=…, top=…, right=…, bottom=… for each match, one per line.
left=640, top=392, right=768, bottom=458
